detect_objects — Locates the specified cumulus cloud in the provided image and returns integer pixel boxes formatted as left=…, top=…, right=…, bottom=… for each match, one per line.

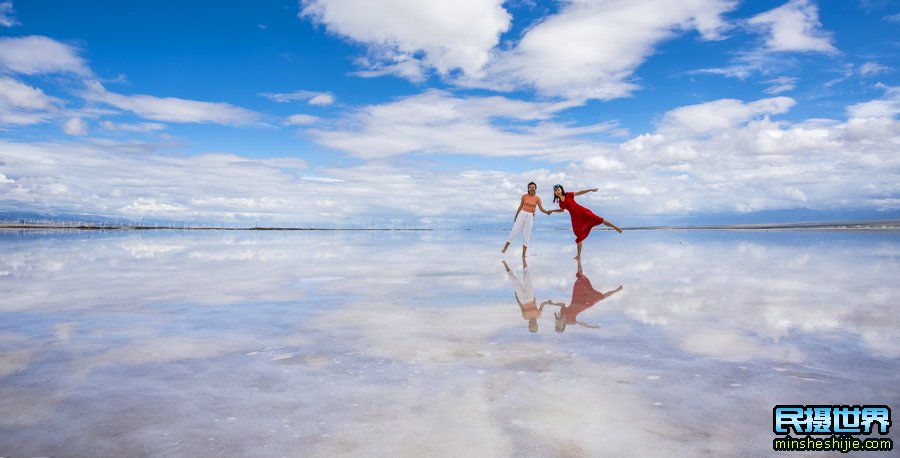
left=2, top=86, right=899, bottom=224
left=120, top=198, right=186, bottom=216
left=0, top=35, right=90, bottom=75
left=83, top=81, right=260, bottom=125
left=0, top=76, right=60, bottom=126
left=0, top=141, right=315, bottom=221
left=459, top=0, right=737, bottom=99
left=746, top=0, right=836, bottom=54
left=300, top=0, right=510, bottom=79
left=306, top=89, right=615, bottom=159
left=260, top=89, right=335, bottom=106
left=2, top=94, right=898, bottom=225
left=690, top=1, right=836, bottom=81
left=62, top=117, right=87, bottom=136
left=0, top=139, right=535, bottom=224
left=0, top=1, right=18, bottom=27
left=577, top=92, right=898, bottom=215
left=846, top=85, right=900, bottom=118
left=658, top=97, right=795, bottom=133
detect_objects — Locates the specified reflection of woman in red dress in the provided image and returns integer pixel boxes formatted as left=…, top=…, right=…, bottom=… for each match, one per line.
left=545, top=260, right=623, bottom=333
left=547, top=184, right=622, bottom=259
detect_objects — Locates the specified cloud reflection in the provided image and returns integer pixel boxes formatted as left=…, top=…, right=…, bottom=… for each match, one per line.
left=0, top=230, right=897, bottom=455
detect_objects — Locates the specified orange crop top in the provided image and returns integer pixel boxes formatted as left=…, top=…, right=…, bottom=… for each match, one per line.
left=522, top=194, right=541, bottom=213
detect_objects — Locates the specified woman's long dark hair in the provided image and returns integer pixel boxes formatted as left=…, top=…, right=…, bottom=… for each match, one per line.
left=552, top=184, right=566, bottom=204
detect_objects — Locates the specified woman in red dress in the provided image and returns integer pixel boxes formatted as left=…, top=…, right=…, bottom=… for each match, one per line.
left=548, top=184, right=622, bottom=259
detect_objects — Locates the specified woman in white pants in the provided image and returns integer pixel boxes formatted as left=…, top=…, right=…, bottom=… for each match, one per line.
left=502, top=182, right=552, bottom=257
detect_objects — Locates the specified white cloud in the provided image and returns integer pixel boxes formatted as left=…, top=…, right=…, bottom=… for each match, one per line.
left=885, top=12, right=900, bottom=23
left=0, top=1, right=19, bottom=27
left=0, top=140, right=318, bottom=221
left=299, top=0, right=511, bottom=77
left=100, top=120, right=166, bottom=133
left=846, top=85, right=900, bottom=118
left=582, top=156, right=626, bottom=172
left=659, top=97, right=795, bottom=133
left=2, top=90, right=898, bottom=225
left=306, top=90, right=615, bottom=159
left=120, top=198, right=187, bottom=215
left=83, top=81, right=260, bottom=125
left=309, top=93, right=334, bottom=106
left=62, top=117, right=87, bottom=136
left=463, top=0, right=738, bottom=100
left=0, top=35, right=90, bottom=75
left=260, top=89, right=335, bottom=106
left=0, top=76, right=60, bottom=126
left=746, top=0, right=836, bottom=54
left=688, top=49, right=791, bottom=80
left=2, top=84, right=899, bottom=224
left=859, top=62, right=891, bottom=76
left=284, top=114, right=319, bottom=125
left=763, top=76, right=797, bottom=94
left=691, top=0, right=838, bottom=80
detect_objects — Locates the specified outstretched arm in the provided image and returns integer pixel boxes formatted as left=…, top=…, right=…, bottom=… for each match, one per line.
left=574, top=188, right=599, bottom=196
left=576, top=321, right=600, bottom=329
left=537, top=200, right=552, bottom=215
left=603, top=285, right=624, bottom=296
left=541, top=300, right=565, bottom=307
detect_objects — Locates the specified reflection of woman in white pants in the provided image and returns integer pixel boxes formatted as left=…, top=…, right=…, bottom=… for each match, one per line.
left=502, top=259, right=546, bottom=333
left=502, top=182, right=551, bottom=257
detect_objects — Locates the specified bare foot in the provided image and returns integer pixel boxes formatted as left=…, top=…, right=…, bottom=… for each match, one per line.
left=615, top=227, right=623, bottom=233
left=573, top=255, right=580, bottom=260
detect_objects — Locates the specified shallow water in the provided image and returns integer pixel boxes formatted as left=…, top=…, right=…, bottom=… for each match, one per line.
left=0, top=229, right=898, bottom=457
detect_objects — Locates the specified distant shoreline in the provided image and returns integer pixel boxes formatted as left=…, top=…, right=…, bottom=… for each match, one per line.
left=0, top=224, right=433, bottom=231
left=1, top=221, right=899, bottom=232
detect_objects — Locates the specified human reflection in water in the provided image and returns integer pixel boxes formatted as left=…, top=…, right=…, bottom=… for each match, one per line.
left=545, top=259, right=623, bottom=333
left=502, top=259, right=546, bottom=333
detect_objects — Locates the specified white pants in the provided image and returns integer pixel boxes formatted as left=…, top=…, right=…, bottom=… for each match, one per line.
left=506, top=211, right=534, bottom=247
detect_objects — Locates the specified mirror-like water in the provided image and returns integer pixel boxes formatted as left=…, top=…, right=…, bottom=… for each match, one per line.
left=1, top=229, right=897, bottom=456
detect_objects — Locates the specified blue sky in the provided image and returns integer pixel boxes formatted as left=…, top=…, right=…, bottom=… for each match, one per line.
left=0, top=0, right=898, bottom=227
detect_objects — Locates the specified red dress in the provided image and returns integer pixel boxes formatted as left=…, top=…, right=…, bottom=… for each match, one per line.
left=558, top=192, right=605, bottom=243
left=560, top=272, right=606, bottom=324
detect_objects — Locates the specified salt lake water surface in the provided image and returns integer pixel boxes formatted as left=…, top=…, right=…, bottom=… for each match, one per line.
left=0, top=229, right=898, bottom=456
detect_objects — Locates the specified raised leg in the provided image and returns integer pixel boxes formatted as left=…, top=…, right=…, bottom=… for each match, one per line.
left=574, top=242, right=582, bottom=259
left=603, top=220, right=623, bottom=233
